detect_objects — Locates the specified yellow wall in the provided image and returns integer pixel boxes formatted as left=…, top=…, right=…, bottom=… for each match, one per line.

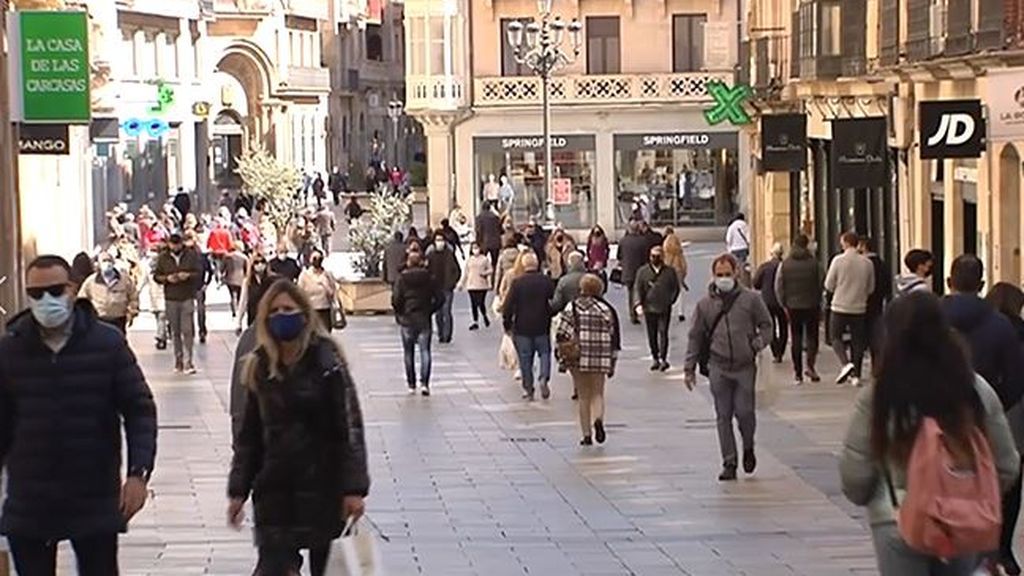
left=471, top=0, right=737, bottom=77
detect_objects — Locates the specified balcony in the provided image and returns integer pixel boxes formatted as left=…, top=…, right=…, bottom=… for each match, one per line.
left=407, top=75, right=467, bottom=111
left=280, top=66, right=331, bottom=91
left=472, top=72, right=733, bottom=108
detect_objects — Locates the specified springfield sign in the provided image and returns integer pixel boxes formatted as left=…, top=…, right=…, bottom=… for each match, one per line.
left=10, top=11, right=90, bottom=123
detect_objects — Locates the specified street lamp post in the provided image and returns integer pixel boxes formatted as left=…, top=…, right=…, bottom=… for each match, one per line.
left=387, top=100, right=404, bottom=170
left=506, top=0, right=582, bottom=225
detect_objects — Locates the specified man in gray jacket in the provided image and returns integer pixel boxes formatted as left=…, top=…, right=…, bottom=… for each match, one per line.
left=684, top=253, right=773, bottom=481
left=551, top=251, right=587, bottom=313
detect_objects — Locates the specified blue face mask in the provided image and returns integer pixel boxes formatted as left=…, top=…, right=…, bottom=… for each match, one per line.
left=30, top=292, right=72, bottom=329
left=268, top=311, right=305, bottom=342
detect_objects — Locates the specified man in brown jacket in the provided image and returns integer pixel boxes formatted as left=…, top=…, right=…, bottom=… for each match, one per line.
left=154, top=231, right=203, bottom=374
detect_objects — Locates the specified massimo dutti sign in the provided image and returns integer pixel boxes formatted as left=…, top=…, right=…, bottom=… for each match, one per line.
left=831, top=117, right=887, bottom=188
left=19, top=123, right=69, bottom=155
left=760, top=114, right=807, bottom=171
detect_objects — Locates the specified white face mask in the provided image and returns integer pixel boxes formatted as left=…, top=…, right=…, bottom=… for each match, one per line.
left=434, top=240, right=446, bottom=251
left=30, top=292, right=73, bottom=329
left=714, top=276, right=736, bottom=293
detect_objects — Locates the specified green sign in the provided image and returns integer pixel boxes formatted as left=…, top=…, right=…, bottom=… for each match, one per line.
left=704, top=81, right=752, bottom=127
left=19, top=11, right=90, bottom=123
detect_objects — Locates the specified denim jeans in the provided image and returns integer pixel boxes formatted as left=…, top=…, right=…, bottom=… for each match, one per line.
left=435, top=290, right=454, bottom=342
left=513, top=334, right=552, bottom=394
left=871, top=523, right=977, bottom=575
left=9, top=533, right=118, bottom=576
left=401, top=325, right=433, bottom=387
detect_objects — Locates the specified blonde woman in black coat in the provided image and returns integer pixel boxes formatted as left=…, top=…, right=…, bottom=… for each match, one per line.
left=228, top=279, right=369, bottom=576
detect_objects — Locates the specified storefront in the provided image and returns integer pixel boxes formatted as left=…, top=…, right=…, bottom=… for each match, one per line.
left=473, top=135, right=596, bottom=229
left=613, top=132, right=739, bottom=228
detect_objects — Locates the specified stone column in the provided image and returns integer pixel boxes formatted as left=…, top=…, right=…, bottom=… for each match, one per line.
left=422, top=118, right=453, bottom=226
left=0, top=5, right=23, bottom=324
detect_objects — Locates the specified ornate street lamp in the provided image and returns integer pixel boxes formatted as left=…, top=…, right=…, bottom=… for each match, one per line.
left=386, top=99, right=404, bottom=169
left=505, top=1, right=582, bottom=225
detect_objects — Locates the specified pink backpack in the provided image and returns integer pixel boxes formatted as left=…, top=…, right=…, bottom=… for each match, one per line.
left=886, top=417, right=1002, bottom=559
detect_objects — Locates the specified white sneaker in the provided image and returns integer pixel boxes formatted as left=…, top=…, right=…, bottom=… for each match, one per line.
left=514, top=370, right=522, bottom=381
left=836, top=363, right=855, bottom=385
left=407, top=386, right=417, bottom=395
left=851, top=377, right=863, bottom=388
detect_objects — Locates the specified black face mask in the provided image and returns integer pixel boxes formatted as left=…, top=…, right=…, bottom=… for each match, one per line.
left=311, top=258, right=323, bottom=269
left=651, top=256, right=663, bottom=267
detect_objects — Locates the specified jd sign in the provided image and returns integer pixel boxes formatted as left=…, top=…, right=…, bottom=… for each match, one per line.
left=704, top=81, right=753, bottom=126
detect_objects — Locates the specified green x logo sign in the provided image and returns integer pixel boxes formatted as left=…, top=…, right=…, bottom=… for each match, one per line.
left=704, top=81, right=753, bottom=126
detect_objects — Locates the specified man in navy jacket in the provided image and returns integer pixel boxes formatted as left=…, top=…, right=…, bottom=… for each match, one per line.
left=0, top=255, right=158, bottom=575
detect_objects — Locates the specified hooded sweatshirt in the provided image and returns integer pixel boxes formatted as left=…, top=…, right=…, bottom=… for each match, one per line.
left=894, top=273, right=931, bottom=296
left=942, top=293, right=1024, bottom=410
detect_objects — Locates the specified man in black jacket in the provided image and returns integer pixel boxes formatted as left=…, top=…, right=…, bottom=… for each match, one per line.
left=503, top=252, right=556, bottom=401
left=859, top=236, right=892, bottom=362
left=634, top=246, right=681, bottom=371
left=427, top=232, right=462, bottom=343
left=393, top=253, right=444, bottom=395
left=154, top=231, right=203, bottom=374
left=752, top=242, right=786, bottom=363
left=475, top=203, right=502, bottom=267
left=0, top=255, right=157, bottom=575
left=618, top=220, right=651, bottom=324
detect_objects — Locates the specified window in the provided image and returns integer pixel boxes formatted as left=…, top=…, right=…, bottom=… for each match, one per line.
left=501, top=18, right=532, bottom=76
left=366, top=24, right=384, bottom=61
left=819, top=1, right=841, bottom=56
left=798, top=3, right=814, bottom=59
left=121, top=28, right=137, bottom=76
left=429, top=17, right=445, bottom=75
left=586, top=16, right=620, bottom=74
left=165, top=34, right=178, bottom=78
left=409, top=16, right=426, bottom=74
left=672, top=14, right=707, bottom=72
left=148, top=32, right=160, bottom=77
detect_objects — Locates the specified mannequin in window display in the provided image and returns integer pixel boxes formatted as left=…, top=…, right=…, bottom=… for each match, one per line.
left=483, top=174, right=500, bottom=204
left=499, top=175, right=516, bottom=213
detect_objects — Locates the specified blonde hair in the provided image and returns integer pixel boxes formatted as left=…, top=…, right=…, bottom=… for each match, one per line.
left=579, top=273, right=604, bottom=297
left=243, top=279, right=328, bottom=388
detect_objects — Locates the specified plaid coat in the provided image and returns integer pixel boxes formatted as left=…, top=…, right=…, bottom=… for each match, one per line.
left=555, top=296, right=621, bottom=374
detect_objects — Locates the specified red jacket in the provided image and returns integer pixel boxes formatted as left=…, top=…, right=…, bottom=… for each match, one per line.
left=207, top=227, right=233, bottom=256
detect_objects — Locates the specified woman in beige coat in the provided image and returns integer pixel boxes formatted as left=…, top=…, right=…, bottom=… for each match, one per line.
left=662, top=227, right=688, bottom=322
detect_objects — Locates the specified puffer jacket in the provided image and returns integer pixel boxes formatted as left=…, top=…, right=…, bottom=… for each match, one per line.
left=228, top=336, right=370, bottom=548
left=426, top=246, right=462, bottom=292
left=943, top=294, right=1024, bottom=410
left=684, top=285, right=773, bottom=372
left=392, top=267, right=443, bottom=329
left=774, top=246, right=822, bottom=311
left=839, top=377, right=1019, bottom=526
left=0, top=300, right=157, bottom=539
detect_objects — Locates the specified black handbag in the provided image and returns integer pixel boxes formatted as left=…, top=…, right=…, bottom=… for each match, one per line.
left=609, top=267, right=623, bottom=285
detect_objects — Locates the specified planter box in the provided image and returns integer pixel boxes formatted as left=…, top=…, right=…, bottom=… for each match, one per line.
left=337, top=278, right=393, bottom=314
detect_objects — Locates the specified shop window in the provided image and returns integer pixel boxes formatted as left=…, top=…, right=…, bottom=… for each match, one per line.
left=615, top=145, right=739, bottom=227
left=501, top=18, right=533, bottom=76
left=586, top=16, right=620, bottom=74
left=673, top=14, right=707, bottom=72
left=474, top=139, right=597, bottom=229
left=367, top=24, right=384, bottom=62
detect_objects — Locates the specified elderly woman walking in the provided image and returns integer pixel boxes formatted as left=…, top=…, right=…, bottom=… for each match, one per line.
left=556, top=274, right=621, bottom=445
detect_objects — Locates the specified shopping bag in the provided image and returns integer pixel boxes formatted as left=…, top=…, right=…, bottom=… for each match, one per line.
left=498, top=333, right=518, bottom=370
left=324, top=517, right=383, bottom=576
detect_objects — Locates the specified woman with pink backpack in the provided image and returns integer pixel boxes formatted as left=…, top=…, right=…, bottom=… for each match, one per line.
left=839, top=291, right=1020, bottom=575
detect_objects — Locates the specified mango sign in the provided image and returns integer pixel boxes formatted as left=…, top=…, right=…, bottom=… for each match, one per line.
left=18, top=11, right=90, bottom=123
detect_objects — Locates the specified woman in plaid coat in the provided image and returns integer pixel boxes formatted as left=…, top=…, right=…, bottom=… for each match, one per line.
left=556, top=274, right=622, bottom=445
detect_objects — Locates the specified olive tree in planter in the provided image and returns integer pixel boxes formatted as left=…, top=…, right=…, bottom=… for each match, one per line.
left=235, top=146, right=301, bottom=240
left=340, top=185, right=412, bottom=312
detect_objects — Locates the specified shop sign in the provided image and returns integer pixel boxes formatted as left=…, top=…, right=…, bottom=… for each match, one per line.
left=13, top=11, right=91, bottom=123
left=760, top=114, right=807, bottom=171
left=474, top=135, right=595, bottom=153
left=704, top=81, right=752, bottom=126
left=987, top=68, right=1024, bottom=141
left=831, top=117, right=888, bottom=189
left=192, top=101, right=211, bottom=118
left=954, top=166, right=978, bottom=183
left=552, top=178, right=572, bottom=205
left=18, top=123, right=69, bottom=155
left=613, top=132, right=739, bottom=150
left=919, top=100, right=986, bottom=159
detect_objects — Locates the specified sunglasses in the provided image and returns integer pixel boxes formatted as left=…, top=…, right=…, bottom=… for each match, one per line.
left=26, top=284, right=67, bottom=300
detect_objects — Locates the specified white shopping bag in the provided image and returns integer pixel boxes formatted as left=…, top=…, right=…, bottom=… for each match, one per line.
left=325, top=516, right=383, bottom=576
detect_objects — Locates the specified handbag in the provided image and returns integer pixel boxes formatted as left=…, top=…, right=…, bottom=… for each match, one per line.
left=333, top=305, right=348, bottom=330
left=555, top=302, right=581, bottom=366
left=324, top=516, right=383, bottom=576
left=609, top=267, right=623, bottom=285
left=697, top=295, right=736, bottom=377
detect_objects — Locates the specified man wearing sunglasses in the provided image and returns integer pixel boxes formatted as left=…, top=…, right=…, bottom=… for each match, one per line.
left=0, top=254, right=158, bottom=575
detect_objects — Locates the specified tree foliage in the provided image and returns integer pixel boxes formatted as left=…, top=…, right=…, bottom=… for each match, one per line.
left=349, top=185, right=412, bottom=277
left=235, top=146, right=301, bottom=236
